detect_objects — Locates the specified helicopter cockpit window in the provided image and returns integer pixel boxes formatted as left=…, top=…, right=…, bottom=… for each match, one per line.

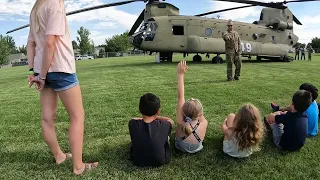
left=147, top=22, right=158, bottom=32
left=172, top=25, right=184, bottom=35
left=139, top=23, right=148, bottom=31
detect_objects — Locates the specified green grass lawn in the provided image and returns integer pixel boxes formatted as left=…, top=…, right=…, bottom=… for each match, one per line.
left=0, top=54, right=319, bottom=179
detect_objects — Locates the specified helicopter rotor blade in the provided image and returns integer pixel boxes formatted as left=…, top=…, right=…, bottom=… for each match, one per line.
left=292, top=14, right=302, bottom=25
left=6, top=0, right=144, bottom=34
left=195, top=5, right=256, bottom=17
left=282, top=0, right=320, bottom=3
left=213, top=0, right=287, bottom=9
left=128, top=9, right=145, bottom=36
left=66, top=0, right=144, bottom=16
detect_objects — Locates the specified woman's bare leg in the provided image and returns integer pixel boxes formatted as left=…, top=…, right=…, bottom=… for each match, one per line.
left=57, top=84, right=98, bottom=174
left=40, top=88, right=66, bottom=164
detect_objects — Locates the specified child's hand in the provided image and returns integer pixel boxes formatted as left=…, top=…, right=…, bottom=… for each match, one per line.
left=177, top=60, right=188, bottom=75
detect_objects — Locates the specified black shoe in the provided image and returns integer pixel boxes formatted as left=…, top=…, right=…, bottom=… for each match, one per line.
left=234, top=76, right=239, bottom=80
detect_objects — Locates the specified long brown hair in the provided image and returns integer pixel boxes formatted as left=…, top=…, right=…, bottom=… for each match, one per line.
left=182, top=98, right=203, bottom=136
left=232, top=104, right=265, bottom=151
left=30, top=0, right=69, bottom=34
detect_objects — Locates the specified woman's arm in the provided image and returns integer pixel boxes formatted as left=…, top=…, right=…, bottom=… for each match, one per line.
left=39, top=35, right=57, bottom=79
left=26, top=40, right=35, bottom=70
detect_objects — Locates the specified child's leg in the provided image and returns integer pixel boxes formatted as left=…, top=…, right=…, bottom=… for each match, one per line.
left=269, top=123, right=284, bottom=149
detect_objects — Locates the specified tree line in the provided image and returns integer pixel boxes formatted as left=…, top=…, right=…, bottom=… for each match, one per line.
left=1, top=28, right=320, bottom=65
left=72, top=26, right=132, bottom=57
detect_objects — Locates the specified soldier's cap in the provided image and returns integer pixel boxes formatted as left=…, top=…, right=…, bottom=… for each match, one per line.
left=227, top=19, right=233, bottom=26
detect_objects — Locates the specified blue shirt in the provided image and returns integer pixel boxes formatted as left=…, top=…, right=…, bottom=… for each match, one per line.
left=275, top=111, right=308, bottom=151
left=305, top=101, right=319, bottom=136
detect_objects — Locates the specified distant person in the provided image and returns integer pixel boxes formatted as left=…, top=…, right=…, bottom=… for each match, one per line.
left=222, top=19, right=242, bottom=81
left=307, top=45, right=313, bottom=61
left=265, top=90, right=312, bottom=151
left=295, top=46, right=300, bottom=60
left=129, top=93, right=174, bottom=167
left=27, top=0, right=98, bottom=175
left=175, top=60, right=208, bottom=153
left=300, top=47, right=306, bottom=60
left=271, top=83, right=319, bottom=137
left=221, top=104, right=265, bottom=158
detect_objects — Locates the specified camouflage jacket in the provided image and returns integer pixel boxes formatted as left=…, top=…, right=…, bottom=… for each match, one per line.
left=222, top=30, right=241, bottom=54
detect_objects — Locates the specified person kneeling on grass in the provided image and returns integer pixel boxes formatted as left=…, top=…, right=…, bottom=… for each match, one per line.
left=221, top=103, right=265, bottom=158
left=266, top=90, right=312, bottom=151
left=129, top=93, right=174, bottom=167
left=174, top=60, right=208, bottom=154
left=271, top=83, right=319, bottom=137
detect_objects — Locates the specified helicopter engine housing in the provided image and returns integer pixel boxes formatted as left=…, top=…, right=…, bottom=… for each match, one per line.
left=270, top=18, right=293, bottom=31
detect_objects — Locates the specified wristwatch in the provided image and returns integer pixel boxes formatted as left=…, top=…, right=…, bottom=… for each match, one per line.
left=28, top=68, right=34, bottom=75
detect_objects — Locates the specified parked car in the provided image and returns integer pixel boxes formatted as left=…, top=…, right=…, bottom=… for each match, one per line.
left=75, top=55, right=94, bottom=60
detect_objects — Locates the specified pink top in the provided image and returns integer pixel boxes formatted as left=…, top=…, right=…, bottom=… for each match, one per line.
left=28, top=0, right=75, bottom=74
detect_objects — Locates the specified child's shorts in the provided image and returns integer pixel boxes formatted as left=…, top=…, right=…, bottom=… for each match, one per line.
left=34, top=72, right=79, bottom=92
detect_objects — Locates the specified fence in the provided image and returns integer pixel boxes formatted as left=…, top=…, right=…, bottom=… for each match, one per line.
left=95, top=50, right=148, bottom=58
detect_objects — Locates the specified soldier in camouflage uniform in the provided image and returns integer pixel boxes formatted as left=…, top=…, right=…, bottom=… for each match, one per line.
left=222, top=19, right=242, bottom=81
left=307, top=44, right=313, bottom=61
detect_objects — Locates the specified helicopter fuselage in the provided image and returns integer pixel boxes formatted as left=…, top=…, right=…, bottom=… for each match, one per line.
left=130, top=15, right=298, bottom=57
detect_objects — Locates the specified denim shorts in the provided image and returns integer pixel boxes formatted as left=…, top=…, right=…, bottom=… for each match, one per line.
left=34, top=72, right=79, bottom=91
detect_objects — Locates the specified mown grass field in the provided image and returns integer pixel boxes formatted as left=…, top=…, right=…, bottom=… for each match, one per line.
left=0, top=54, right=319, bottom=179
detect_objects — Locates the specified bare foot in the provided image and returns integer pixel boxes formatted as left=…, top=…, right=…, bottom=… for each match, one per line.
left=56, top=153, right=72, bottom=165
left=73, top=162, right=99, bottom=175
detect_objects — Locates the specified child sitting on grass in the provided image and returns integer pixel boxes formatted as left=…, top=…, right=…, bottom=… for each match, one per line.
left=221, top=103, right=265, bottom=158
left=266, top=90, right=312, bottom=151
left=271, top=83, right=319, bottom=137
left=175, top=60, right=208, bottom=153
left=129, top=93, right=174, bottom=167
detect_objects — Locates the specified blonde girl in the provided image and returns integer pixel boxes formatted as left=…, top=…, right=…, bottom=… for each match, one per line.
left=221, top=104, right=265, bottom=158
left=175, top=60, right=208, bottom=153
left=27, top=0, right=98, bottom=175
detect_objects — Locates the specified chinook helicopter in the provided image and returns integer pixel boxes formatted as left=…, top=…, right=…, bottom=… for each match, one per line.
left=6, top=0, right=319, bottom=62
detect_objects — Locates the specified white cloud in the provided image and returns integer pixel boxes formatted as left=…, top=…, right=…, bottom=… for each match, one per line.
left=2, top=0, right=139, bottom=46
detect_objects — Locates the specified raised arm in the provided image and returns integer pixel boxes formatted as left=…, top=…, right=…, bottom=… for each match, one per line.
left=177, top=60, right=188, bottom=125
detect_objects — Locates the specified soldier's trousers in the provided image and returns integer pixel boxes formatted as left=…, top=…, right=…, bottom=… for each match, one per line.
left=226, top=52, right=241, bottom=79
left=308, top=53, right=311, bottom=61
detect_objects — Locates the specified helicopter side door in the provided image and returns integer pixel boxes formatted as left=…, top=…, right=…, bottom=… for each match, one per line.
left=168, top=19, right=188, bottom=52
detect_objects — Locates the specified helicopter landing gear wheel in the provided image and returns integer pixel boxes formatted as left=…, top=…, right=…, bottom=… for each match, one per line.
left=257, top=56, right=261, bottom=61
left=212, top=55, right=223, bottom=64
left=282, top=55, right=293, bottom=62
left=193, top=54, right=202, bottom=62
left=159, top=52, right=173, bottom=62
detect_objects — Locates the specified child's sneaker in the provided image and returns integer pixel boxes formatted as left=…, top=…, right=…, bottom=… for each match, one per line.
left=270, top=102, right=279, bottom=112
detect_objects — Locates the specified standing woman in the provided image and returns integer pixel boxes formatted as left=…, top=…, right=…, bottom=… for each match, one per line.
left=27, top=0, right=98, bottom=175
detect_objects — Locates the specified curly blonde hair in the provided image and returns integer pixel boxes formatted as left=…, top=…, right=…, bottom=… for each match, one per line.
left=232, top=103, right=265, bottom=151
